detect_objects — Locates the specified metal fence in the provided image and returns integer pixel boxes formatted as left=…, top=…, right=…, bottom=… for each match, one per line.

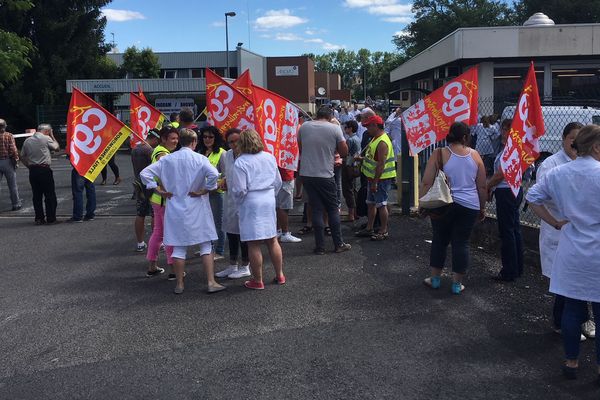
left=417, top=97, right=600, bottom=227
left=36, top=105, right=68, bottom=148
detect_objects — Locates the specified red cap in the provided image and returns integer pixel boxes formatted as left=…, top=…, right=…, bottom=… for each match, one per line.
left=361, top=114, right=383, bottom=127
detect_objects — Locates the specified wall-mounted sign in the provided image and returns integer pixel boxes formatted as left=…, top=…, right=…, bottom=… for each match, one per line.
left=155, top=98, right=197, bottom=116
left=91, top=82, right=114, bottom=91
left=275, top=65, right=299, bottom=76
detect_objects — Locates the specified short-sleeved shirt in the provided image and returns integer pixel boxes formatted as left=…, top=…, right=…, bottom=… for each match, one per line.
left=131, top=143, right=153, bottom=181
left=298, top=120, right=345, bottom=179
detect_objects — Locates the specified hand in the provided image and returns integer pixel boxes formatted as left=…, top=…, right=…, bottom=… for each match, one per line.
left=554, top=220, right=568, bottom=230
left=477, top=209, right=486, bottom=222
left=218, top=178, right=227, bottom=191
left=155, top=188, right=173, bottom=199
left=188, top=189, right=208, bottom=197
left=354, top=155, right=363, bottom=161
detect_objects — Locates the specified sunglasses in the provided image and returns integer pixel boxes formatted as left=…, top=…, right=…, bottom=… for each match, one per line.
left=203, top=135, right=215, bottom=139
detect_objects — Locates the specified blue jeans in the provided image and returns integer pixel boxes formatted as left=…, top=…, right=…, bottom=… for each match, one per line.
left=71, top=169, right=96, bottom=220
left=209, top=192, right=225, bottom=255
left=562, top=297, right=599, bottom=363
left=495, top=188, right=524, bottom=279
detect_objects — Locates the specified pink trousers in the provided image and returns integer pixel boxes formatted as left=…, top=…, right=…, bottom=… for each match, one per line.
left=146, top=204, right=173, bottom=264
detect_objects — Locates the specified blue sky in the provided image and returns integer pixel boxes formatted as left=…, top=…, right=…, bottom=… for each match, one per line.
left=102, top=0, right=415, bottom=56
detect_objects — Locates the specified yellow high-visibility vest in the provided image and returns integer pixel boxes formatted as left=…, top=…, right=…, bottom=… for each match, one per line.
left=361, top=133, right=396, bottom=180
left=149, top=145, right=170, bottom=206
left=207, top=148, right=225, bottom=194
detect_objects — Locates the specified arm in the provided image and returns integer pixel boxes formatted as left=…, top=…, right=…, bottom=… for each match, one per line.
left=140, top=159, right=171, bottom=199
left=529, top=203, right=568, bottom=230
left=190, top=161, right=218, bottom=197
left=486, top=166, right=505, bottom=198
left=230, top=161, right=248, bottom=203
left=419, top=149, right=441, bottom=196
left=9, top=135, right=19, bottom=162
left=20, top=142, right=30, bottom=167
left=47, top=130, right=59, bottom=152
left=471, top=151, right=488, bottom=221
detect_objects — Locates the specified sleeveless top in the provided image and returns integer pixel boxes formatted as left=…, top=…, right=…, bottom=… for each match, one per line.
left=442, top=147, right=480, bottom=210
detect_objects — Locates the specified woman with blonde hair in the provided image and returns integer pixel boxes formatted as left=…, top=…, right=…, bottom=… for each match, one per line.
left=230, top=129, right=285, bottom=290
left=526, top=125, right=600, bottom=383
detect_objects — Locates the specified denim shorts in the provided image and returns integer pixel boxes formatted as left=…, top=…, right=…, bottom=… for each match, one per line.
left=366, top=179, right=393, bottom=207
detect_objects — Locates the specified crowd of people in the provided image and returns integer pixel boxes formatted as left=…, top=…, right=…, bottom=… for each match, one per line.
left=0, top=103, right=598, bottom=385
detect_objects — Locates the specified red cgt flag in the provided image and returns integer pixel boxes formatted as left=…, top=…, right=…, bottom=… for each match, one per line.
left=67, top=88, right=133, bottom=182
left=402, top=67, right=479, bottom=155
left=137, top=84, right=147, bottom=101
left=205, top=69, right=254, bottom=133
left=232, top=69, right=254, bottom=98
left=252, top=84, right=300, bottom=171
left=130, top=92, right=165, bottom=148
left=500, top=62, right=545, bottom=196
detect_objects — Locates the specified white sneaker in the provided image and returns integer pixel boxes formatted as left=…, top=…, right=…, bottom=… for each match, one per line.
left=582, top=320, right=596, bottom=339
left=136, top=242, right=147, bottom=252
left=215, top=265, right=238, bottom=278
left=228, top=264, right=251, bottom=279
left=279, top=232, right=302, bottom=243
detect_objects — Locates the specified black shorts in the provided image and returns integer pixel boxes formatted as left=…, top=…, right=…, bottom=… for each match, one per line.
left=136, top=197, right=153, bottom=217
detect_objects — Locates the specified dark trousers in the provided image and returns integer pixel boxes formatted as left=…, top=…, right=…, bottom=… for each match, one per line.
left=227, top=233, right=249, bottom=264
left=302, top=176, right=344, bottom=249
left=562, top=297, right=599, bottom=362
left=341, top=165, right=356, bottom=209
left=71, top=168, right=96, bottom=220
left=495, top=188, right=524, bottom=279
left=429, top=203, right=479, bottom=274
left=553, top=294, right=591, bottom=330
left=100, top=156, right=120, bottom=181
left=29, top=166, right=57, bottom=222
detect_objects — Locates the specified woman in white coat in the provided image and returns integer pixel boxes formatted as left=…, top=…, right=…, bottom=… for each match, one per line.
left=230, top=129, right=285, bottom=290
left=215, top=128, right=251, bottom=279
left=141, top=128, right=226, bottom=295
left=526, top=125, right=600, bottom=383
left=536, top=122, right=594, bottom=340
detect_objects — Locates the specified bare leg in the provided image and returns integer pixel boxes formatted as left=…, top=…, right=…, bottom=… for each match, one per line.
left=135, top=216, right=145, bottom=243
left=377, top=205, right=389, bottom=233
left=452, top=272, right=464, bottom=283
left=430, top=267, right=442, bottom=277
left=276, top=208, right=288, bottom=232
left=248, top=241, right=264, bottom=283
left=201, top=253, right=223, bottom=288
left=173, top=258, right=185, bottom=290
left=265, top=237, right=284, bottom=279
left=367, top=204, right=377, bottom=230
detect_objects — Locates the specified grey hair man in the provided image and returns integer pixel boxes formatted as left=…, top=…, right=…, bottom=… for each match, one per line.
left=20, top=123, right=60, bottom=224
left=0, top=118, right=22, bottom=210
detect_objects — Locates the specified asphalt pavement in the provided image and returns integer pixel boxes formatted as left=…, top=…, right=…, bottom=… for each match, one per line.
left=0, top=153, right=598, bottom=399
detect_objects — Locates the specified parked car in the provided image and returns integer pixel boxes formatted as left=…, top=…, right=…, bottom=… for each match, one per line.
left=500, top=105, right=600, bottom=159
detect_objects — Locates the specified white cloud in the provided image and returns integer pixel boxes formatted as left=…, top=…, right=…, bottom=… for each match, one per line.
left=275, top=33, right=303, bottom=41
left=305, top=38, right=324, bottom=44
left=344, top=0, right=396, bottom=7
left=393, top=30, right=410, bottom=37
left=323, top=42, right=343, bottom=50
left=211, top=21, right=225, bottom=28
left=305, top=29, right=316, bottom=35
left=384, top=16, right=412, bottom=23
left=368, top=4, right=412, bottom=16
left=254, top=9, right=308, bottom=30
left=101, top=9, right=146, bottom=22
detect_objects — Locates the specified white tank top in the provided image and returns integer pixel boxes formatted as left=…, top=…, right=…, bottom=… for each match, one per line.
left=442, top=147, right=480, bottom=210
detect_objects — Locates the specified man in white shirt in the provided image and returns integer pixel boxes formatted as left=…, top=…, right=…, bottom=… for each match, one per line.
left=385, top=108, right=403, bottom=156
left=140, top=128, right=226, bottom=295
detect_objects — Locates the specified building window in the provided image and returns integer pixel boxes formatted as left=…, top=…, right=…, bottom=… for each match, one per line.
left=229, top=67, right=238, bottom=79
left=493, top=67, right=543, bottom=101
left=191, top=68, right=205, bottom=78
left=213, top=68, right=226, bottom=77
left=552, top=68, right=600, bottom=100
left=401, top=91, right=409, bottom=101
left=164, top=70, right=177, bottom=79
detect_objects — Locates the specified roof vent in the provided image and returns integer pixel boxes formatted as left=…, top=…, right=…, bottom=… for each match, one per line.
left=523, top=12, right=555, bottom=26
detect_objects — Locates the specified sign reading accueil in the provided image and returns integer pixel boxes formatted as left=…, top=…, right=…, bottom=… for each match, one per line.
left=275, top=66, right=299, bottom=77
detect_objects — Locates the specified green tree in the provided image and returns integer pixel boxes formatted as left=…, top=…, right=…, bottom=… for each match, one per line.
left=393, top=0, right=515, bottom=57
left=513, top=0, right=600, bottom=24
left=120, top=46, right=160, bottom=79
left=0, top=0, right=34, bottom=89
left=0, top=0, right=113, bottom=130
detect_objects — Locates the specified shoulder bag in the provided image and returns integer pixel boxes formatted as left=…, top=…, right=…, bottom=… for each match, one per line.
left=419, top=148, right=453, bottom=209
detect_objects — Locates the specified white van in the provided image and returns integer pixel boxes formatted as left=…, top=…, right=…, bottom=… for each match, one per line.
left=500, top=106, right=600, bottom=158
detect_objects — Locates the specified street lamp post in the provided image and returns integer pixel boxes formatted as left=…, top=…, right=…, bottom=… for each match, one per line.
left=225, top=11, right=236, bottom=78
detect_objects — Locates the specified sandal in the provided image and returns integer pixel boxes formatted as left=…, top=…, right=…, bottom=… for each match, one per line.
left=355, top=228, right=374, bottom=237
left=324, top=227, right=332, bottom=236
left=297, top=226, right=313, bottom=235
left=370, top=232, right=389, bottom=241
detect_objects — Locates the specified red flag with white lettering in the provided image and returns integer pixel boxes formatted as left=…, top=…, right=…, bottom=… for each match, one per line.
left=129, top=92, right=165, bottom=148
left=232, top=69, right=254, bottom=98
left=500, top=62, right=545, bottom=196
left=252, top=84, right=299, bottom=171
left=66, top=88, right=133, bottom=182
left=205, top=69, right=254, bottom=133
left=137, top=85, right=147, bottom=101
left=402, top=67, right=479, bottom=155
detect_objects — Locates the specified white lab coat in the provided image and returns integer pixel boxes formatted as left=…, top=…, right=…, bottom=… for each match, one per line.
left=385, top=113, right=403, bottom=156
left=230, top=151, right=282, bottom=242
left=535, top=149, right=573, bottom=277
left=221, top=150, right=241, bottom=235
left=140, top=147, right=218, bottom=246
left=526, top=156, right=600, bottom=302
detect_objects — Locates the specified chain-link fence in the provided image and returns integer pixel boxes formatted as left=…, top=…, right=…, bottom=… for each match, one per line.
left=417, top=97, right=600, bottom=227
